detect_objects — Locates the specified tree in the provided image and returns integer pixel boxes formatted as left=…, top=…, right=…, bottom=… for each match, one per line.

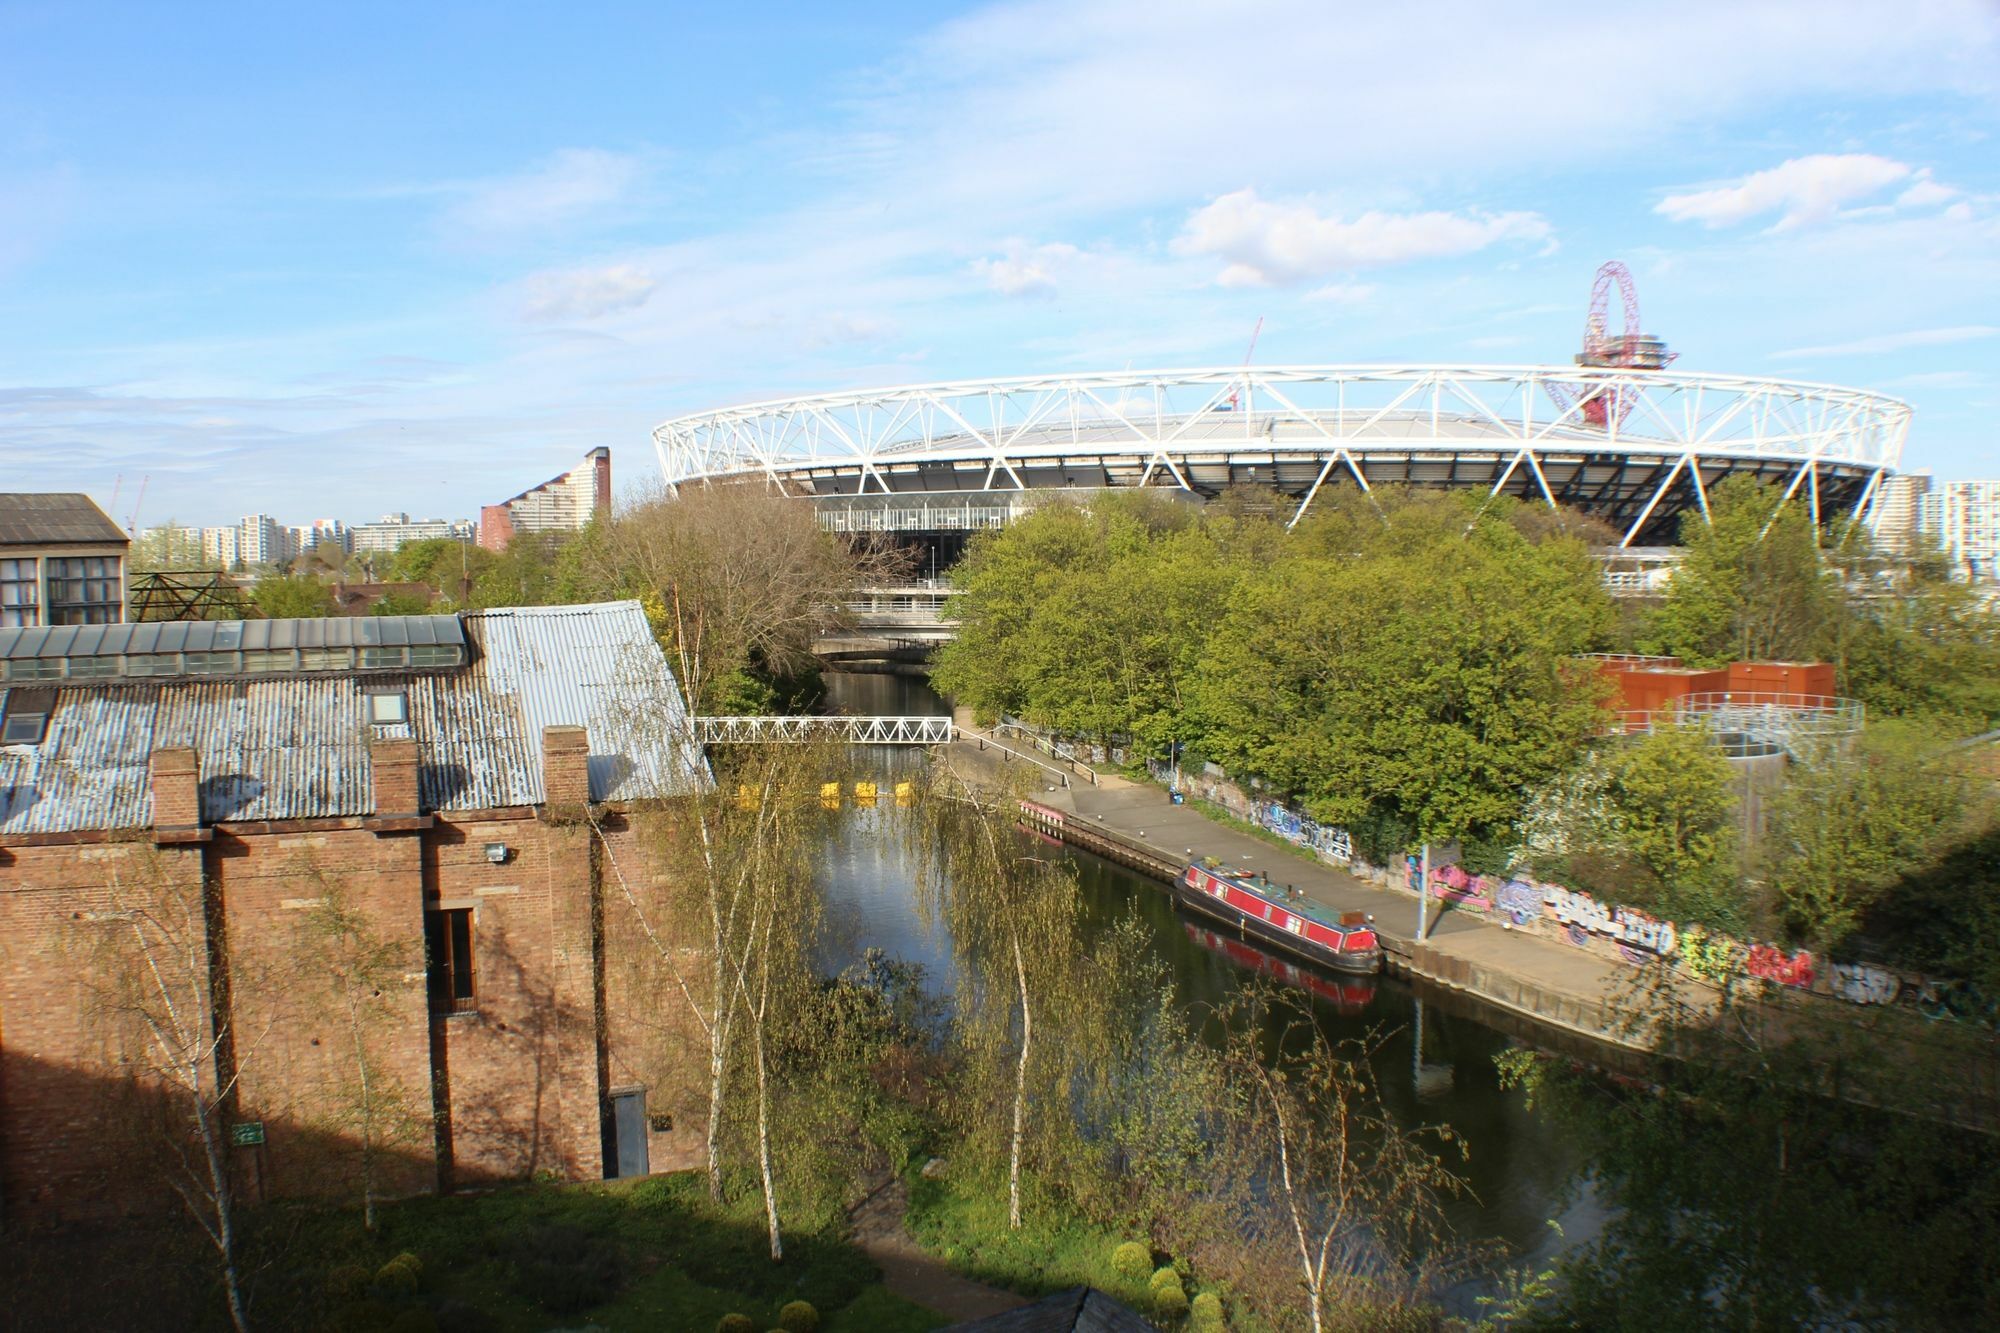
left=1214, top=989, right=1463, bottom=1333
left=1645, top=476, right=1836, bottom=667
left=1603, top=726, right=1738, bottom=892
left=295, top=868, right=432, bottom=1231
left=1827, top=544, right=2000, bottom=735
left=131, top=525, right=213, bottom=573
left=251, top=573, right=336, bottom=619
left=1191, top=488, right=1614, bottom=844
left=910, top=767, right=1084, bottom=1229
left=76, top=854, right=265, bottom=1333
left=1762, top=725, right=1972, bottom=950
left=562, top=484, right=894, bottom=713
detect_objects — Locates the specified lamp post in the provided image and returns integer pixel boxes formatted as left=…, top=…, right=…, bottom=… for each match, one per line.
left=1417, top=841, right=1430, bottom=943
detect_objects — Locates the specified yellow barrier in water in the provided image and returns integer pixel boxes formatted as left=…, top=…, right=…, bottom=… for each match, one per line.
left=854, top=781, right=878, bottom=808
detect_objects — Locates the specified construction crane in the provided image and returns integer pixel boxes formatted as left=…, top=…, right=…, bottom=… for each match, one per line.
left=124, top=474, right=149, bottom=535
left=1547, top=262, right=1675, bottom=428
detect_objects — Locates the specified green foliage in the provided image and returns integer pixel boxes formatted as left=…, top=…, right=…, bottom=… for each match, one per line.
left=129, top=524, right=212, bottom=573
left=252, top=572, right=337, bottom=619
left=719, top=1315, right=757, bottom=1333
left=778, top=1299, right=822, bottom=1332
left=1111, top=1240, right=1151, bottom=1278
left=1828, top=541, right=2000, bottom=733
left=1190, top=1290, right=1225, bottom=1328
left=369, top=590, right=435, bottom=616
left=325, top=1262, right=372, bottom=1301
left=1674, top=925, right=1742, bottom=984
left=1645, top=475, right=1835, bottom=666
left=506, top=1222, right=624, bottom=1315
left=1763, top=724, right=1972, bottom=949
left=1149, top=1264, right=1184, bottom=1292
left=1153, top=1283, right=1191, bottom=1319
left=373, top=1254, right=420, bottom=1296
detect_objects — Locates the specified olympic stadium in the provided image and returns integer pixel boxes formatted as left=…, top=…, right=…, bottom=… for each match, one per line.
left=653, top=364, right=1907, bottom=547
left=650, top=269, right=1910, bottom=558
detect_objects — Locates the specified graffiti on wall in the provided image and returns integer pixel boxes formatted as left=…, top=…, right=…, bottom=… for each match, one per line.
left=1829, top=961, right=1900, bottom=1006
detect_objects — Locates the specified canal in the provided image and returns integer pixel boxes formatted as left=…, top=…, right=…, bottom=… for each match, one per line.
left=814, top=671, right=1604, bottom=1304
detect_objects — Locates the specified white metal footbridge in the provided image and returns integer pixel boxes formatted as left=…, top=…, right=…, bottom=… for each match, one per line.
left=695, top=715, right=956, bottom=745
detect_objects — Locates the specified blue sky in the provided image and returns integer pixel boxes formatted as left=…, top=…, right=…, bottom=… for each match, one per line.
left=2, top=0, right=1996, bottom=528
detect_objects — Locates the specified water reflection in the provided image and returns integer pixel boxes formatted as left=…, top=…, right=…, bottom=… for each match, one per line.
left=813, top=671, right=1602, bottom=1296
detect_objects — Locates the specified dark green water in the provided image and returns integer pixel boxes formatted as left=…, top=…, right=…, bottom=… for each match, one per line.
left=814, top=671, right=1603, bottom=1297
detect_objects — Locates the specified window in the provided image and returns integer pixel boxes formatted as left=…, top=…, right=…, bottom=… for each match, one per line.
left=425, top=909, right=476, bottom=1014
left=359, top=646, right=407, bottom=669
left=2, top=711, right=47, bottom=745
left=299, top=647, right=352, bottom=671
left=65, top=657, right=118, bottom=679
left=407, top=644, right=463, bottom=668
left=367, top=691, right=408, bottom=725
left=242, top=650, right=295, bottom=673
left=183, top=652, right=240, bottom=675
left=123, top=654, right=181, bottom=677
left=45, top=556, right=121, bottom=625
left=0, top=558, right=37, bottom=628
left=4, top=658, right=62, bottom=681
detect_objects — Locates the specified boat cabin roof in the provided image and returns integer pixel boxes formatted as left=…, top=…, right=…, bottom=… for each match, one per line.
left=1193, top=861, right=1366, bottom=931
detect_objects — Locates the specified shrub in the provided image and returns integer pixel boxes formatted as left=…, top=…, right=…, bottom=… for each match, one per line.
left=387, top=1251, right=424, bottom=1280
left=717, top=1317, right=756, bottom=1333
left=1149, top=1266, right=1185, bottom=1293
left=1191, top=1291, right=1224, bottom=1328
left=325, top=1264, right=372, bottom=1302
left=777, top=1300, right=821, bottom=1333
left=508, top=1223, right=625, bottom=1315
left=1154, top=1285, right=1190, bottom=1319
left=1111, top=1242, right=1151, bottom=1279
left=374, top=1258, right=421, bottom=1297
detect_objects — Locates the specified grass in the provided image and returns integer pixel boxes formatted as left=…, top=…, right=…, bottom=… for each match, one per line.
left=10, top=1171, right=946, bottom=1332
left=901, top=1166, right=1245, bottom=1329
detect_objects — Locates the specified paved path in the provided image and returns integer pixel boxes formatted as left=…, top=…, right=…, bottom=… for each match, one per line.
left=849, top=1175, right=1027, bottom=1323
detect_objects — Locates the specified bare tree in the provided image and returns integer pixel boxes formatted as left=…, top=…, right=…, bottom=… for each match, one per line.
left=1215, top=989, right=1465, bottom=1333
left=294, top=863, right=432, bottom=1231
left=77, top=853, right=268, bottom=1333
left=909, top=767, right=1080, bottom=1229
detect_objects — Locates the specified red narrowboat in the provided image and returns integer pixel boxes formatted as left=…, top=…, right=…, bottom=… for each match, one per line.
left=1176, top=860, right=1382, bottom=975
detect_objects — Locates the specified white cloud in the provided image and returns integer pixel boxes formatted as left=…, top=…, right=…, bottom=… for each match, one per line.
left=520, top=264, right=658, bottom=322
left=1304, top=282, right=1378, bottom=305
left=446, top=148, right=642, bottom=239
left=1174, top=189, right=1550, bottom=286
left=1773, top=325, right=1997, bottom=359
left=1897, top=172, right=1959, bottom=209
left=973, top=241, right=1084, bottom=297
left=1656, top=154, right=1913, bottom=230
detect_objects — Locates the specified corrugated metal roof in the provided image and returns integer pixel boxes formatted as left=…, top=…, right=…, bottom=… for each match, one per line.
left=0, top=613, right=465, bottom=661
left=0, top=493, right=128, bottom=547
left=0, top=601, right=709, bottom=834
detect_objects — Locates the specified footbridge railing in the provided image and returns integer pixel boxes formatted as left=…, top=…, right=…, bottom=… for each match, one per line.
left=695, top=715, right=957, bottom=746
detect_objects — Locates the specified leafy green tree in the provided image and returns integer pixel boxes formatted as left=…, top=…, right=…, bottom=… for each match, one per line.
left=130, top=525, right=212, bottom=573
left=1828, top=546, right=2000, bottom=734
left=1762, top=725, right=1972, bottom=950
left=1644, top=476, right=1835, bottom=666
left=1191, top=489, right=1614, bottom=844
left=1603, top=726, right=1738, bottom=893
left=252, top=573, right=336, bottom=619
left=366, top=590, right=434, bottom=616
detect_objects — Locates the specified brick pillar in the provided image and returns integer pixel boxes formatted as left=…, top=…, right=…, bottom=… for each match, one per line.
left=370, top=736, right=421, bottom=817
left=540, top=724, right=603, bottom=1180
left=541, top=726, right=591, bottom=818
left=150, top=746, right=202, bottom=831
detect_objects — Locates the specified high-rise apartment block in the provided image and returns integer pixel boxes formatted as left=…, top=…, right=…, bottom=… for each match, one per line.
left=1870, top=470, right=1933, bottom=555
left=1924, top=479, right=2000, bottom=583
left=480, top=447, right=610, bottom=552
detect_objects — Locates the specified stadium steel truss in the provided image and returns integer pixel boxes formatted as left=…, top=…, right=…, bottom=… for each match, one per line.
left=652, top=366, right=1910, bottom=546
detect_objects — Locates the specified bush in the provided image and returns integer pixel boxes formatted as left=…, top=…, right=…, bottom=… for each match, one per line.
left=374, top=1258, right=420, bottom=1297
left=1111, top=1242, right=1151, bottom=1280
left=717, top=1317, right=756, bottom=1333
left=1149, top=1266, right=1185, bottom=1293
left=508, top=1223, right=624, bottom=1315
left=325, top=1264, right=372, bottom=1302
left=777, top=1300, right=821, bottom=1332
left=387, top=1251, right=424, bottom=1280
left=1154, top=1285, right=1190, bottom=1319
left=1191, top=1291, right=1224, bottom=1328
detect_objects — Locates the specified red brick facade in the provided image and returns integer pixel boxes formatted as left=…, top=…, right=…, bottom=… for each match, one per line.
left=0, top=725, right=705, bottom=1224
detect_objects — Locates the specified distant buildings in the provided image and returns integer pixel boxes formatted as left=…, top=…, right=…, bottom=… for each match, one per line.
left=1870, top=471, right=1933, bottom=555
left=1923, top=479, right=2000, bottom=583
left=0, top=493, right=129, bottom=628
left=350, top=513, right=477, bottom=554
left=133, top=447, right=612, bottom=569
left=480, top=447, right=611, bottom=552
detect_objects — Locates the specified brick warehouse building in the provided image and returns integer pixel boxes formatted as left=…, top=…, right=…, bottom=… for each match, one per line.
left=0, top=601, right=711, bottom=1222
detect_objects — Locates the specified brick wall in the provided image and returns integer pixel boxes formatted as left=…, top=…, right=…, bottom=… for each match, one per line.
left=1, top=728, right=699, bottom=1224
